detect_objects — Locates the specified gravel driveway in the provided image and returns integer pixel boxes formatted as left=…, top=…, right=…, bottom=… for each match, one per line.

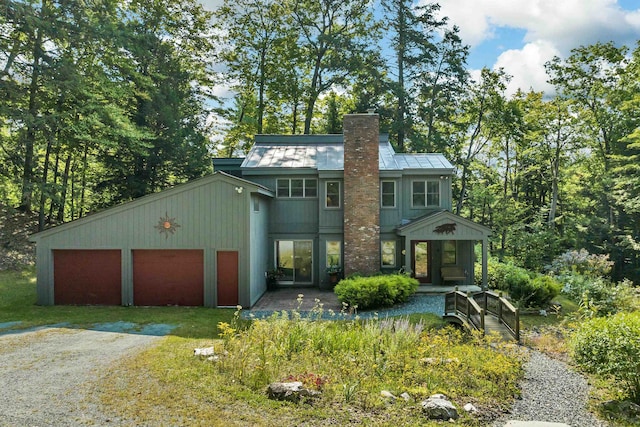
left=0, top=325, right=166, bottom=426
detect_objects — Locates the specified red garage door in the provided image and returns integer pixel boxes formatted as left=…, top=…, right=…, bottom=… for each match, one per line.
left=53, top=250, right=122, bottom=305
left=133, top=250, right=204, bottom=306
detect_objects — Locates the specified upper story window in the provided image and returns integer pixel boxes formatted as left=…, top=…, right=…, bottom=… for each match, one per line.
left=277, top=178, right=317, bottom=198
left=325, top=181, right=341, bottom=208
left=412, top=180, right=440, bottom=207
left=381, top=181, right=396, bottom=208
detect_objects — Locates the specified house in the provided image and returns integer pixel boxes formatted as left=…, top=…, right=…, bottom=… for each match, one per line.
left=30, top=113, right=490, bottom=308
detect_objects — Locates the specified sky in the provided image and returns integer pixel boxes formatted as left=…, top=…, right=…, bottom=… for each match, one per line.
left=434, top=0, right=640, bottom=95
left=201, top=0, right=640, bottom=98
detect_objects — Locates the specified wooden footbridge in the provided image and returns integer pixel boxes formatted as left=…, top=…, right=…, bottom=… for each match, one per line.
left=443, top=290, right=520, bottom=342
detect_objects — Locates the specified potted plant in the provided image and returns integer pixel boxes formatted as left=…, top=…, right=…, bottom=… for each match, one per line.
left=326, top=264, right=342, bottom=286
left=266, top=268, right=284, bottom=290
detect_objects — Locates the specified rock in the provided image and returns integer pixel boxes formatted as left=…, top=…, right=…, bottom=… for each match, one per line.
left=400, top=392, right=412, bottom=402
left=381, top=390, right=397, bottom=400
left=463, top=403, right=477, bottom=413
left=266, top=382, right=320, bottom=402
left=421, top=394, right=459, bottom=420
left=194, top=347, right=215, bottom=356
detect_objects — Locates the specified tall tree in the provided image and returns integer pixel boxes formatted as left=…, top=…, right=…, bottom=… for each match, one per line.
left=290, top=0, right=378, bottom=134
left=453, top=68, right=509, bottom=215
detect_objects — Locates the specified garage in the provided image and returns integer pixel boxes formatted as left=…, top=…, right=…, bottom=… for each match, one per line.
left=133, top=250, right=204, bottom=306
left=53, top=250, right=122, bottom=305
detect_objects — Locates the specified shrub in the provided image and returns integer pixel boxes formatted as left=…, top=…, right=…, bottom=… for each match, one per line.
left=571, top=312, right=640, bottom=403
left=475, top=259, right=532, bottom=292
left=509, top=275, right=561, bottom=308
left=334, top=274, right=418, bottom=310
left=562, top=275, right=637, bottom=318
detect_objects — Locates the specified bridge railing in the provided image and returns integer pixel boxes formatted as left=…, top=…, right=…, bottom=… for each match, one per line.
left=444, top=290, right=485, bottom=332
left=474, top=291, right=520, bottom=341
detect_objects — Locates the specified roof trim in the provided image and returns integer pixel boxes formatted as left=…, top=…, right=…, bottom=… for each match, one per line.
left=397, top=210, right=492, bottom=238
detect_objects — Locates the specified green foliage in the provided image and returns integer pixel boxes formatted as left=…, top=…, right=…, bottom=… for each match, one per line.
left=209, top=308, right=523, bottom=423
left=547, top=249, right=614, bottom=278
left=562, top=275, right=637, bottom=318
left=509, top=275, right=561, bottom=309
left=476, top=258, right=532, bottom=292
left=476, top=259, right=560, bottom=308
left=572, top=312, right=640, bottom=403
left=334, top=274, right=418, bottom=310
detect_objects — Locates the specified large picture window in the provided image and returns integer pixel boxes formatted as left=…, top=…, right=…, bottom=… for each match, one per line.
left=276, top=179, right=317, bottom=198
left=412, top=180, right=440, bottom=207
left=381, top=181, right=396, bottom=208
left=326, top=181, right=341, bottom=208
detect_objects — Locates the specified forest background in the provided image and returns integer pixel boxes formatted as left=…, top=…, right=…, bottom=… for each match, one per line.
left=1, top=0, right=639, bottom=283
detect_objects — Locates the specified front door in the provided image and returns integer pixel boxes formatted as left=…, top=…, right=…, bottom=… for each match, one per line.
left=411, top=240, right=432, bottom=283
left=276, top=240, right=313, bottom=284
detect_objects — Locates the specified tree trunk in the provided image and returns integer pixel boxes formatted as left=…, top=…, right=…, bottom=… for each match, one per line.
left=57, top=154, right=71, bottom=222
left=19, top=22, right=44, bottom=212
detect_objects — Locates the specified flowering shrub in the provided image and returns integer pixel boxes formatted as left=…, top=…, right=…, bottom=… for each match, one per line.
left=546, top=249, right=614, bottom=278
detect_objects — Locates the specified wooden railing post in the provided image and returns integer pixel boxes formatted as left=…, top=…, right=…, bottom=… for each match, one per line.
left=515, top=307, right=520, bottom=342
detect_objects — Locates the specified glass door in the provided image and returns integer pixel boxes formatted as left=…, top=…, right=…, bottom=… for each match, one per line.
left=276, top=240, right=313, bottom=284
left=411, top=240, right=432, bottom=283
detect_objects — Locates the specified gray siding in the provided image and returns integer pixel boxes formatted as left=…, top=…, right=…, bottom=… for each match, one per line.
left=249, top=194, right=270, bottom=306
left=32, top=174, right=269, bottom=307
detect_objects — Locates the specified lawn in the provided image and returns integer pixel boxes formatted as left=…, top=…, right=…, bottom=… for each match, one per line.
left=1, top=268, right=526, bottom=426
left=0, top=268, right=235, bottom=338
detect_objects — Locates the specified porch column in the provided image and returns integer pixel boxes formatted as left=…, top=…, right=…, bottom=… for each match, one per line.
left=482, top=237, right=488, bottom=291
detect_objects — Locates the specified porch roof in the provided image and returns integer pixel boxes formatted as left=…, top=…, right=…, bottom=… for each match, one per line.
left=397, top=210, right=492, bottom=240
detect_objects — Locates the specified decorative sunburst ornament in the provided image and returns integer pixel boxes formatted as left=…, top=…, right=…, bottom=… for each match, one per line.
left=155, top=212, right=181, bottom=238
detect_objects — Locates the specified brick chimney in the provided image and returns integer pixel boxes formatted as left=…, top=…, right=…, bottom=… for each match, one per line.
left=343, top=113, right=380, bottom=276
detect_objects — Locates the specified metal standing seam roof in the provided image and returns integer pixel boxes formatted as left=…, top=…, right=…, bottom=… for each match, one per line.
left=241, top=137, right=454, bottom=172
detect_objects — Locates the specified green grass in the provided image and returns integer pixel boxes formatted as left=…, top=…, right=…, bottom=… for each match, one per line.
left=0, top=268, right=235, bottom=338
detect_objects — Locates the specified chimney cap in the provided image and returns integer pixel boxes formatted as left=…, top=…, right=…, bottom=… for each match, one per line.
left=366, top=107, right=376, bottom=114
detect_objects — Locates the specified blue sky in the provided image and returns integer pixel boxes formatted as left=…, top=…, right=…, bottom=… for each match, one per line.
left=202, top=0, right=640, bottom=98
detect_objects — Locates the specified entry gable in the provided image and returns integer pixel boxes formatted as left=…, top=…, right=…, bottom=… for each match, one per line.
left=397, top=210, right=491, bottom=240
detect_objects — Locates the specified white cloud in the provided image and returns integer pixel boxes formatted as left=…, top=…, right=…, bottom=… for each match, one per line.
left=433, top=0, right=640, bottom=95
left=436, top=0, right=640, bottom=51
left=494, top=40, right=560, bottom=96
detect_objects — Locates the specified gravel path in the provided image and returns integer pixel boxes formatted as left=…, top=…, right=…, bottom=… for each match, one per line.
left=0, top=326, right=163, bottom=426
left=494, top=350, right=608, bottom=427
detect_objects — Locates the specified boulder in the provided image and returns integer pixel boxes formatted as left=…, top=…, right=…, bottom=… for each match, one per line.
left=266, top=382, right=320, bottom=402
left=193, top=347, right=215, bottom=356
left=421, top=394, right=459, bottom=420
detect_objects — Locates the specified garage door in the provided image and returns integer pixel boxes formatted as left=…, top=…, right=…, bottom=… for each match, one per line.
left=53, top=250, right=122, bottom=305
left=133, top=250, right=204, bottom=306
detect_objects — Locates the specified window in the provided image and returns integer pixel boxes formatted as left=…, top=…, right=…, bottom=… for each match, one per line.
left=326, top=181, right=340, bottom=208
left=443, top=240, right=456, bottom=265
left=276, top=179, right=317, bottom=198
left=326, top=241, right=341, bottom=268
left=381, top=240, right=396, bottom=267
left=381, top=181, right=396, bottom=208
left=412, top=180, right=440, bottom=207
